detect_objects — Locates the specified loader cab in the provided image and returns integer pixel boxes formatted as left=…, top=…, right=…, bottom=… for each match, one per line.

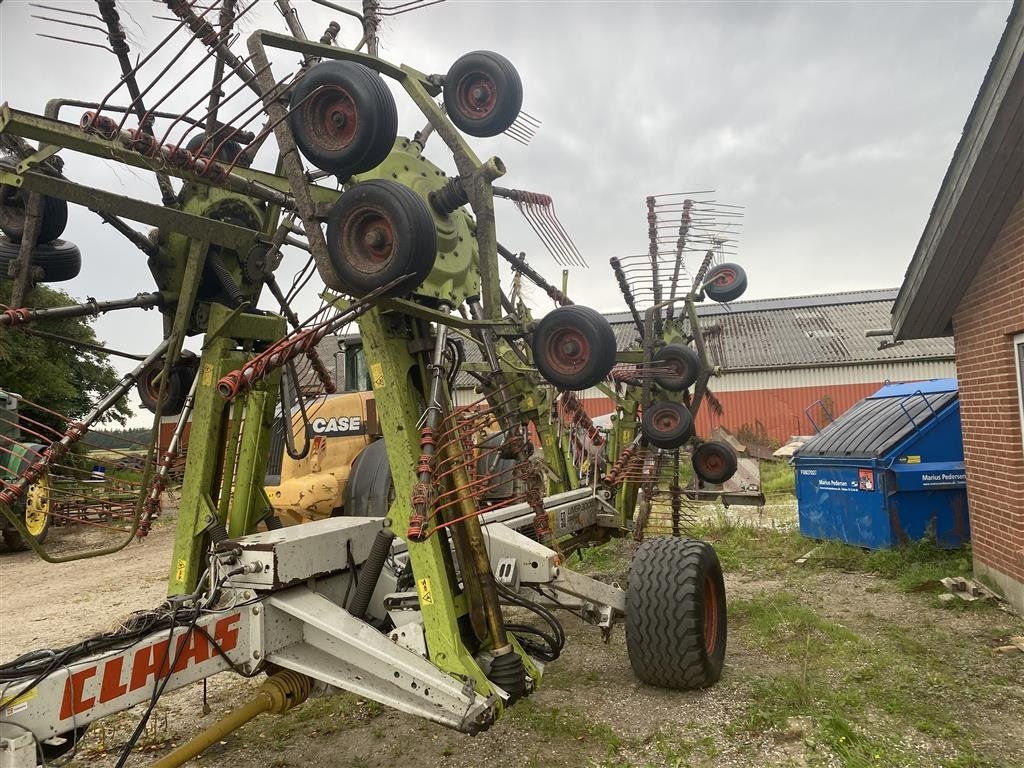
left=335, top=335, right=371, bottom=394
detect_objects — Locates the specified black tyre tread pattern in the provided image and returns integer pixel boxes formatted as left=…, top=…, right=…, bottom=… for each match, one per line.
left=289, top=61, right=397, bottom=176
left=325, top=179, right=437, bottom=297
left=343, top=439, right=394, bottom=517
left=444, top=50, right=524, bottom=138
left=0, top=157, right=69, bottom=244
left=0, top=236, right=81, bottom=282
left=703, top=262, right=748, bottom=303
left=626, top=537, right=727, bottom=689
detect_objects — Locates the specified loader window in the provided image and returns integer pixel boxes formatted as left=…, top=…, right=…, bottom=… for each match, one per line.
left=345, top=345, right=371, bottom=392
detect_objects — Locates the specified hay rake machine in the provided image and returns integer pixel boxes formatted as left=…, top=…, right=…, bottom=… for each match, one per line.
left=0, top=2, right=729, bottom=765
left=602, top=193, right=753, bottom=537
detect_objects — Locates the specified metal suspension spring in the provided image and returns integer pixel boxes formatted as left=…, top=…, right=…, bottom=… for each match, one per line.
left=602, top=441, right=638, bottom=487
left=560, top=392, right=604, bottom=447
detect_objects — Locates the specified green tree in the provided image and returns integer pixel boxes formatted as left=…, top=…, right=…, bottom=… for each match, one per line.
left=0, top=281, right=131, bottom=428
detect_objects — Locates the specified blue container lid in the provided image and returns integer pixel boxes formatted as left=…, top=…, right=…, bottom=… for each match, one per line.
left=796, top=379, right=958, bottom=460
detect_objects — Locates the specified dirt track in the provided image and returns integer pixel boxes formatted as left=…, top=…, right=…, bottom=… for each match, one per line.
left=1, top=512, right=1022, bottom=768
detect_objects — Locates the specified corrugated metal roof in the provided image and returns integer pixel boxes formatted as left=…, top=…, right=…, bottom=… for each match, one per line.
left=611, top=289, right=953, bottom=371
left=308, top=288, right=954, bottom=389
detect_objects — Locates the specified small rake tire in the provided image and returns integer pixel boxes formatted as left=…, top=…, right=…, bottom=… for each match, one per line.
left=692, top=441, right=739, bottom=484
left=0, top=236, right=81, bottom=283
left=325, top=179, right=437, bottom=297
left=0, top=157, right=68, bottom=244
left=289, top=60, right=398, bottom=177
left=532, top=305, right=616, bottom=390
left=703, top=262, right=747, bottom=303
left=652, top=343, right=700, bottom=391
left=641, top=400, right=694, bottom=449
left=444, top=51, right=523, bottom=138
left=626, top=537, right=727, bottom=689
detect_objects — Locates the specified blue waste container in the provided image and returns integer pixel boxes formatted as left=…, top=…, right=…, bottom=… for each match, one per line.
left=794, top=379, right=969, bottom=549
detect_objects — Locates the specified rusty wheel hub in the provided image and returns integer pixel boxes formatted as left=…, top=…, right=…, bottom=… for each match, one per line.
left=456, top=72, right=498, bottom=118
left=342, top=207, right=397, bottom=276
left=545, top=327, right=590, bottom=375
left=305, top=85, right=359, bottom=151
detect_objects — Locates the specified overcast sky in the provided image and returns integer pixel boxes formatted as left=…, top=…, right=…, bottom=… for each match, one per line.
left=0, top=0, right=1013, bottom=424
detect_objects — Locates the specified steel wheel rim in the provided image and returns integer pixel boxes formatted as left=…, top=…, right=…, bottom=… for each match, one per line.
left=650, top=405, right=680, bottom=436
left=702, top=576, right=719, bottom=654
left=342, top=206, right=397, bottom=276
left=545, top=326, right=591, bottom=376
left=455, top=71, right=498, bottom=119
left=305, top=85, right=359, bottom=152
left=697, top=450, right=724, bottom=476
left=142, top=366, right=164, bottom=402
left=710, top=267, right=736, bottom=288
left=24, top=474, right=50, bottom=537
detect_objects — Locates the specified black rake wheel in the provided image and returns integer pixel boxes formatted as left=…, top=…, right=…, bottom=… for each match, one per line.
left=325, top=179, right=437, bottom=297
left=703, top=262, right=747, bottom=303
left=640, top=400, right=694, bottom=449
left=137, top=353, right=197, bottom=415
left=0, top=157, right=69, bottom=244
left=443, top=51, right=524, bottom=138
left=626, top=537, right=727, bottom=689
left=691, top=441, right=739, bottom=484
left=531, top=305, right=617, bottom=390
left=0, top=236, right=81, bottom=283
left=652, top=343, right=701, bottom=392
left=289, top=60, right=398, bottom=177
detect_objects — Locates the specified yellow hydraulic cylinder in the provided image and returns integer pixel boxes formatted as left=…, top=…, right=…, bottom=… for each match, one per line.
left=150, top=670, right=312, bottom=768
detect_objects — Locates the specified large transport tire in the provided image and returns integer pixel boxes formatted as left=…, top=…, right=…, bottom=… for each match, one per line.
left=289, top=60, right=398, bottom=177
left=691, top=441, right=738, bottom=484
left=703, top=262, right=747, bottom=303
left=443, top=51, right=524, bottom=138
left=342, top=438, right=394, bottom=517
left=0, top=158, right=69, bottom=244
left=531, top=305, right=617, bottom=390
left=652, top=343, right=700, bottom=392
left=325, top=179, right=437, bottom=298
left=641, top=401, right=694, bottom=449
left=0, top=236, right=81, bottom=283
left=626, top=537, right=727, bottom=689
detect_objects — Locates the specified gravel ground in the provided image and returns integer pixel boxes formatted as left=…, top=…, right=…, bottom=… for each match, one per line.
left=1, top=500, right=1021, bottom=768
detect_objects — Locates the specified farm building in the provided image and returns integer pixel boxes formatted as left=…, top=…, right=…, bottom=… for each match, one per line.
left=581, top=289, right=955, bottom=445
left=891, top=1, right=1024, bottom=613
left=291, top=289, right=955, bottom=449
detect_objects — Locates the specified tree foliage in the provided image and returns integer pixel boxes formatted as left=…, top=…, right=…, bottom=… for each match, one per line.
left=0, top=281, right=130, bottom=426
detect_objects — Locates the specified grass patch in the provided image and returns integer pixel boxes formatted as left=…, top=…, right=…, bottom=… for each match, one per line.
left=575, top=538, right=632, bottom=576
left=759, top=459, right=795, bottom=495
left=505, top=699, right=623, bottom=756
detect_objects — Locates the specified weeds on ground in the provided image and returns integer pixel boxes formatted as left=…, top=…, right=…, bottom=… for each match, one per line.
left=759, top=460, right=795, bottom=496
